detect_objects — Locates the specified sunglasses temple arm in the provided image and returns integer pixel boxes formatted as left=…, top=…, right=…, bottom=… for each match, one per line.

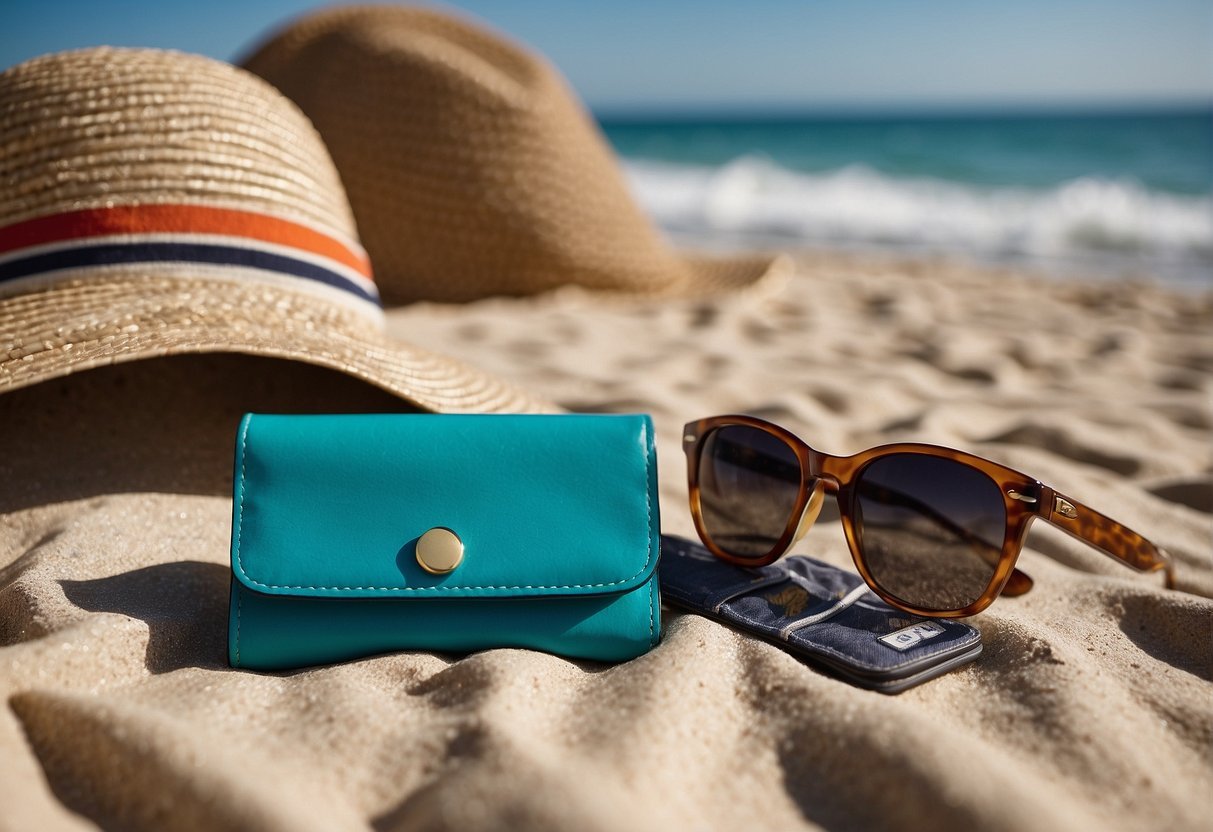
left=1042, top=490, right=1175, bottom=589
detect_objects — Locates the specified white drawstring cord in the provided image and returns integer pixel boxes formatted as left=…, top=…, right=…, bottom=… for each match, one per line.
left=778, top=582, right=872, bottom=640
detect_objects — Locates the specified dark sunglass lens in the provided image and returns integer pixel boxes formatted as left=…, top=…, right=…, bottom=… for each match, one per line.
left=698, top=425, right=803, bottom=559
left=854, top=454, right=1006, bottom=611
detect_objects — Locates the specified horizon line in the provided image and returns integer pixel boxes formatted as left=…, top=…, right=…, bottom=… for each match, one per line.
left=592, top=98, right=1213, bottom=123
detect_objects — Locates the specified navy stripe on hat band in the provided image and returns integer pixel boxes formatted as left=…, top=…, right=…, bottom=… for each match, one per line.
left=0, top=241, right=380, bottom=306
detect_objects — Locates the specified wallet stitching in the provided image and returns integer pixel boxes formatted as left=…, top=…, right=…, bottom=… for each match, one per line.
left=782, top=629, right=980, bottom=673
left=233, top=416, right=659, bottom=593
left=649, top=579, right=659, bottom=647
left=647, top=580, right=654, bottom=646
left=710, top=594, right=978, bottom=672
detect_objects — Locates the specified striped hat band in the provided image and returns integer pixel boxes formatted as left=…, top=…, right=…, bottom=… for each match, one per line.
left=0, top=203, right=380, bottom=317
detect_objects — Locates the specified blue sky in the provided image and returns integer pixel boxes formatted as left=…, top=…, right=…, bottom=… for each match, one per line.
left=1, top=1, right=1209, bottom=112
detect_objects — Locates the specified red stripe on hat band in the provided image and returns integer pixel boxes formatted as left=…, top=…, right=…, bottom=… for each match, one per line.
left=0, top=204, right=372, bottom=279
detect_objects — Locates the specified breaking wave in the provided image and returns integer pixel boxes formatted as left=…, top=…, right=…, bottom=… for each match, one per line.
left=623, top=156, right=1213, bottom=284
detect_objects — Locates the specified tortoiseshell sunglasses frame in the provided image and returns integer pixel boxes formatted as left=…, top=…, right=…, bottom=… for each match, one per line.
left=684, top=415, right=1175, bottom=618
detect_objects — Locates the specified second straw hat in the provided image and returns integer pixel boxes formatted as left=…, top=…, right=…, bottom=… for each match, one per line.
left=242, top=4, right=789, bottom=304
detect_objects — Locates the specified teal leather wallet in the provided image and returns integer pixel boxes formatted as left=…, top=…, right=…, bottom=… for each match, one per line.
left=228, top=413, right=661, bottom=670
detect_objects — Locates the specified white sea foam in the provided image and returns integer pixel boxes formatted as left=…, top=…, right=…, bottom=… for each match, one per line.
left=623, top=156, right=1213, bottom=283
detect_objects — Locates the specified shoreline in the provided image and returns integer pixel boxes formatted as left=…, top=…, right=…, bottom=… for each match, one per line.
left=661, top=235, right=1213, bottom=292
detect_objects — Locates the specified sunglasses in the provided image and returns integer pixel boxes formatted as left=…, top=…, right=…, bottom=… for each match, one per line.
left=683, top=415, right=1174, bottom=617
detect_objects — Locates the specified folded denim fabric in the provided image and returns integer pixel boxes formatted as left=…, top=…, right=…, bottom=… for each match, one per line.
left=659, top=535, right=981, bottom=693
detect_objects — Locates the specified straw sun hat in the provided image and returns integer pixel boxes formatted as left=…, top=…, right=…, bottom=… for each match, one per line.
left=242, top=4, right=789, bottom=304
left=0, top=47, right=548, bottom=412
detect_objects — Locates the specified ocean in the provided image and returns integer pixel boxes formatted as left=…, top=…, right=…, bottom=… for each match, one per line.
left=598, top=109, right=1212, bottom=285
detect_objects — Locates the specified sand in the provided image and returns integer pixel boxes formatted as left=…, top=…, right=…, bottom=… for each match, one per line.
left=1, top=252, right=1210, bottom=831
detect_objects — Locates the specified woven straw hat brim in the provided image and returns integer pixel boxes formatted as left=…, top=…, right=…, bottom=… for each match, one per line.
left=678, top=252, right=792, bottom=300
left=0, top=271, right=553, bottom=413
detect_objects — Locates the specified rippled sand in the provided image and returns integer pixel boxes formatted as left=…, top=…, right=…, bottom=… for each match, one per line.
left=2, top=252, right=1210, bottom=831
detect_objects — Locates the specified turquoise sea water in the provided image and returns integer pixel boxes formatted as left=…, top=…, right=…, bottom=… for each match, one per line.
left=599, top=109, right=1213, bottom=284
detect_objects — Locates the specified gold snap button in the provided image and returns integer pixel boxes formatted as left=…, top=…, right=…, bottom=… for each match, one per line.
left=416, top=527, right=463, bottom=575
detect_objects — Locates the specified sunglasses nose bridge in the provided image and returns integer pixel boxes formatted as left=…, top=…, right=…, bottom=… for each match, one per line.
left=803, top=446, right=836, bottom=479
left=791, top=478, right=827, bottom=543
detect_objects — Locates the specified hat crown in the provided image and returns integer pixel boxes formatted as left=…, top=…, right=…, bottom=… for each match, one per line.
left=363, top=11, right=545, bottom=107
left=243, top=5, right=693, bottom=303
left=0, top=47, right=356, bottom=237
left=0, top=47, right=380, bottom=318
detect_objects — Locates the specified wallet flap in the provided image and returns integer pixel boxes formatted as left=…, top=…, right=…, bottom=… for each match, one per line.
left=230, top=413, right=659, bottom=599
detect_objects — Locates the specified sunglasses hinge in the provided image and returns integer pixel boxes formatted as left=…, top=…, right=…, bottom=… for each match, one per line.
left=1053, top=496, right=1078, bottom=519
